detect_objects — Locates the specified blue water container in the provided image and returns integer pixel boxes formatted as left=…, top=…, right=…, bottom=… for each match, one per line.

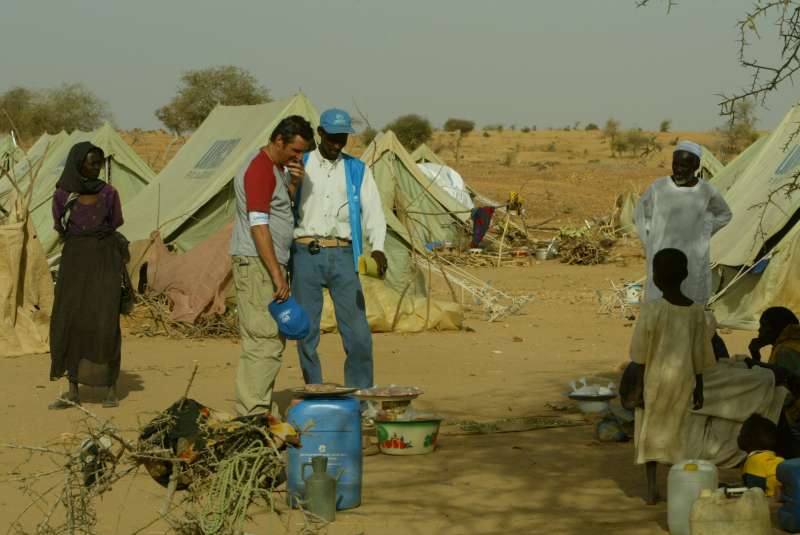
left=287, top=396, right=362, bottom=510
left=778, top=458, right=800, bottom=532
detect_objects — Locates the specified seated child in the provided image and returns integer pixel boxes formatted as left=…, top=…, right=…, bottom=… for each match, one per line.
left=630, top=248, right=716, bottom=504
left=738, top=413, right=785, bottom=497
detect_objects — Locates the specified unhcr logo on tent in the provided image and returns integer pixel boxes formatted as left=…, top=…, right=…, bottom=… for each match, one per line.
left=188, top=139, right=241, bottom=179
left=775, top=145, right=800, bottom=179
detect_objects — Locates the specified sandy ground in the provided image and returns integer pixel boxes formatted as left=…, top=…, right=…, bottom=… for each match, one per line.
left=4, top=128, right=776, bottom=532
left=1, top=256, right=769, bottom=535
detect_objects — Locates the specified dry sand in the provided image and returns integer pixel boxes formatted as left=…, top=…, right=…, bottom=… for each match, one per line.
left=4, top=128, right=779, bottom=533
left=1, top=257, right=763, bottom=534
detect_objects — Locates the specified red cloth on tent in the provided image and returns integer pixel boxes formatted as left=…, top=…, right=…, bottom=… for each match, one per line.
left=146, top=224, right=233, bottom=323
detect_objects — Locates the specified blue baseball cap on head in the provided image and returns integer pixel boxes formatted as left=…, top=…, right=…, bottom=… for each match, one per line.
left=267, top=297, right=310, bottom=340
left=319, top=108, right=355, bottom=135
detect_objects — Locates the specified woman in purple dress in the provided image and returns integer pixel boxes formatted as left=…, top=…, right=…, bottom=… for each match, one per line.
left=49, top=142, right=125, bottom=409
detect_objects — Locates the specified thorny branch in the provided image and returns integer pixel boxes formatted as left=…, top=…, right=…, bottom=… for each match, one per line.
left=638, top=1, right=800, bottom=126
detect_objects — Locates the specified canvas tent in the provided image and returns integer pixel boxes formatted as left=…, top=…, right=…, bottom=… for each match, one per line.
left=2, top=125, right=154, bottom=257
left=1, top=133, right=25, bottom=172
left=410, top=143, right=445, bottom=165
left=410, top=143, right=474, bottom=209
left=120, top=94, right=318, bottom=252
left=411, top=142, right=507, bottom=212
left=699, top=145, right=724, bottom=180
left=709, top=136, right=768, bottom=195
left=362, top=132, right=472, bottom=288
left=709, top=104, right=800, bottom=329
left=0, top=131, right=70, bottom=208
left=127, top=99, right=461, bottom=332
left=0, top=159, right=54, bottom=356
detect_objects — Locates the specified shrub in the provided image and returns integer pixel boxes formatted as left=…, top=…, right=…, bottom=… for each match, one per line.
left=718, top=99, right=759, bottom=158
left=443, top=118, right=475, bottom=135
left=546, top=142, right=557, bottom=152
left=619, top=128, right=662, bottom=158
left=384, top=114, right=433, bottom=151
left=585, top=123, right=599, bottom=131
left=484, top=123, right=504, bottom=132
left=156, top=65, right=270, bottom=134
left=521, top=127, right=531, bottom=133
left=604, top=118, right=622, bottom=156
left=0, top=84, right=111, bottom=140
left=659, top=119, right=672, bottom=133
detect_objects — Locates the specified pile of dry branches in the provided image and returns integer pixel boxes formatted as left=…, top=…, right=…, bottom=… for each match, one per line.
left=438, top=248, right=531, bottom=268
left=126, top=294, right=239, bottom=339
left=2, top=366, right=321, bottom=535
left=555, top=224, right=617, bottom=265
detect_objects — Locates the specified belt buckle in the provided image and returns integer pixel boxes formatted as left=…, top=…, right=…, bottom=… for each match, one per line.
left=308, top=239, right=321, bottom=255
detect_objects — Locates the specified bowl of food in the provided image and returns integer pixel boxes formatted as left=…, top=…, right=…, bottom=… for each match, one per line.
left=356, top=386, right=424, bottom=421
left=376, top=417, right=442, bottom=456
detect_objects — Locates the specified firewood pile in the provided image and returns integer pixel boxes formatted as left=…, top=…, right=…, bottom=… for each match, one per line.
left=555, top=224, right=617, bottom=266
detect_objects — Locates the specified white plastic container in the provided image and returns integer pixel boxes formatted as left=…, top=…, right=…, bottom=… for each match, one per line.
left=667, top=460, right=718, bottom=535
left=690, top=487, right=771, bottom=535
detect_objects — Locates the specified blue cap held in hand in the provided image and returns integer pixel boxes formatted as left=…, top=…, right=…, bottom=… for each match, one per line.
left=319, top=108, right=355, bottom=135
left=268, top=297, right=310, bottom=340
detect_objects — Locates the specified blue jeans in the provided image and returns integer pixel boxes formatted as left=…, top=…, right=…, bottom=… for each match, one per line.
left=291, top=243, right=374, bottom=389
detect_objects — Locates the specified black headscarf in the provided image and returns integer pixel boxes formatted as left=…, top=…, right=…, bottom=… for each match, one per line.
left=56, top=141, right=106, bottom=194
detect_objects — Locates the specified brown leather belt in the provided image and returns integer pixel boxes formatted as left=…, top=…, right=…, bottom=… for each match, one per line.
left=295, top=237, right=352, bottom=248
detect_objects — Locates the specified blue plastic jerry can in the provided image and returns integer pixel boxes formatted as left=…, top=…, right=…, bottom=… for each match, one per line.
left=287, top=397, right=362, bottom=510
left=778, top=458, right=800, bottom=532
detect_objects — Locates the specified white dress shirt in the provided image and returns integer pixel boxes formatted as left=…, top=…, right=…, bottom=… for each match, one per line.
left=294, top=149, right=387, bottom=252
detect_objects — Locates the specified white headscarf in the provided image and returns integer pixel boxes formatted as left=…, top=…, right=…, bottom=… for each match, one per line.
left=674, top=140, right=702, bottom=159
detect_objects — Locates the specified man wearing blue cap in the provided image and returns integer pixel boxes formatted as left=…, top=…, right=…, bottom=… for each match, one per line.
left=292, top=108, right=387, bottom=389
left=635, top=140, right=732, bottom=305
left=230, top=115, right=314, bottom=416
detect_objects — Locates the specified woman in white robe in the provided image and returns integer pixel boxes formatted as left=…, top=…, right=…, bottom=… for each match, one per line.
left=635, top=141, right=732, bottom=305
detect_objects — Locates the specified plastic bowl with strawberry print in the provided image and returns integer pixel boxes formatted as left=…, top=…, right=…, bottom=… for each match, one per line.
left=375, top=416, right=442, bottom=456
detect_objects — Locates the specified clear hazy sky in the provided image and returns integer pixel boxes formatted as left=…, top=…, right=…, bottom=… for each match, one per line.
left=2, top=0, right=797, bottom=132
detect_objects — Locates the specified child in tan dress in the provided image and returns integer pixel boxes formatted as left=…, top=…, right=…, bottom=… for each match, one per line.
left=630, top=248, right=716, bottom=504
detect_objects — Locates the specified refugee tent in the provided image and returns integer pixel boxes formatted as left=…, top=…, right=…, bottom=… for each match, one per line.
left=0, top=131, right=70, bottom=208
left=362, top=131, right=472, bottom=272
left=120, top=94, right=318, bottom=252
left=709, top=135, right=768, bottom=195
left=613, top=190, right=639, bottom=236
left=411, top=142, right=506, bottom=212
left=710, top=103, right=800, bottom=329
left=4, top=124, right=154, bottom=257
left=127, top=99, right=461, bottom=333
left=0, top=133, right=25, bottom=172
left=698, top=145, right=723, bottom=180
left=417, top=163, right=475, bottom=210
left=410, top=140, right=474, bottom=208
left=410, top=143, right=445, bottom=165
left=0, top=168, right=54, bottom=356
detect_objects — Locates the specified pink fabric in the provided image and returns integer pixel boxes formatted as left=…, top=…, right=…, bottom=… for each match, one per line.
left=146, top=224, right=233, bottom=323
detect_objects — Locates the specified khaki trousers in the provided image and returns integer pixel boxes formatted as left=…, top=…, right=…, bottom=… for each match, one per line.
left=232, top=256, right=285, bottom=416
